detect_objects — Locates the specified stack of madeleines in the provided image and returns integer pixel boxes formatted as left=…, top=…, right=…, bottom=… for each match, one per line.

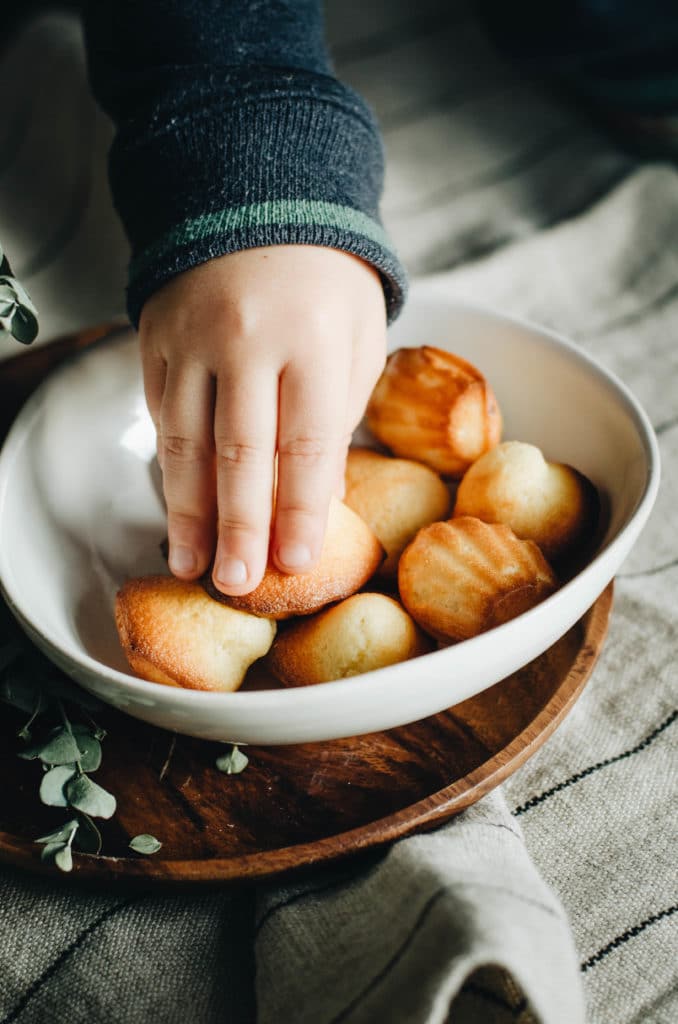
left=115, top=344, right=599, bottom=692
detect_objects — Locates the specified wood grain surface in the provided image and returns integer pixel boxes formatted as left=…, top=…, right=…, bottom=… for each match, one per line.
left=0, top=329, right=613, bottom=885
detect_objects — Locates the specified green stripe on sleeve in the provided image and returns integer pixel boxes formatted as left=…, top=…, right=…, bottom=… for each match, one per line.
left=129, top=200, right=394, bottom=280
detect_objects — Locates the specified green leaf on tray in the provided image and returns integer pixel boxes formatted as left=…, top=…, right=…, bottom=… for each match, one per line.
left=215, top=744, right=249, bottom=775
left=74, top=731, right=102, bottom=772
left=64, top=773, right=116, bottom=819
left=40, top=765, right=77, bottom=807
left=34, top=726, right=82, bottom=766
left=54, top=845, right=73, bottom=872
left=40, top=841, right=67, bottom=863
left=129, top=834, right=162, bottom=855
left=36, top=819, right=79, bottom=846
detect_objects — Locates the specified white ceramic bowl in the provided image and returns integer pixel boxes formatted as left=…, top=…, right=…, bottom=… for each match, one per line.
left=0, top=282, right=660, bottom=743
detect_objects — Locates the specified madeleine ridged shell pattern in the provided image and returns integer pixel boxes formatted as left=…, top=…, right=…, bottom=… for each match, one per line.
left=398, top=516, right=558, bottom=643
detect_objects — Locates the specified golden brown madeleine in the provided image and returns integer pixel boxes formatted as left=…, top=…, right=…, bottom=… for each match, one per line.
left=454, top=441, right=599, bottom=563
left=398, top=516, right=558, bottom=643
left=365, top=346, right=502, bottom=477
left=267, top=592, right=434, bottom=687
left=344, top=448, right=451, bottom=577
left=115, top=575, right=276, bottom=691
left=203, top=496, right=384, bottom=619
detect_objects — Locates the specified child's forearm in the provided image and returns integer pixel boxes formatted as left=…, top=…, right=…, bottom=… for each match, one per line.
left=83, top=0, right=406, bottom=326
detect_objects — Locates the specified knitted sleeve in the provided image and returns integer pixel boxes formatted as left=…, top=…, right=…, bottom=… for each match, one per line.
left=83, top=0, right=407, bottom=326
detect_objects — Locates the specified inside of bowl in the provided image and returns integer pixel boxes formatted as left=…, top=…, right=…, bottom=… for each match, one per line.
left=0, top=302, right=650, bottom=679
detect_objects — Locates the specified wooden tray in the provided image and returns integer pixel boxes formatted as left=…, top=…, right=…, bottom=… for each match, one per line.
left=0, top=329, right=612, bottom=883
left=0, top=584, right=612, bottom=884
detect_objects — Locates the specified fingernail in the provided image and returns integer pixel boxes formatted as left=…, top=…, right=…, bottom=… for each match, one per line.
left=277, top=542, right=312, bottom=569
left=215, top=556, right=248, bottom=587
left=170, top=545, right=196, bottom=574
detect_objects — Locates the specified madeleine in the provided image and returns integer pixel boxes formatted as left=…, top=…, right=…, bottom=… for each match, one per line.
left=365, top=346, right=502, bottom=477
left=115, top=575, right=276, bottom=692
left=454, top=441, right=598, bottom=562
left=267, top=592, right=433, bottom=687
left=203, top=496, right=384, bottom=619
left=344, top=448, right=451, bottom=576
left=398, top=516, right=558, bottom=643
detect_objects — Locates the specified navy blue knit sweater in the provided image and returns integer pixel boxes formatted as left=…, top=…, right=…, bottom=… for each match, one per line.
left=83, top=1, right=406, bottom=327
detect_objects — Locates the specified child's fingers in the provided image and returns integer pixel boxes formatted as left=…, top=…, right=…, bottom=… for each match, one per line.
left=273, top=355, right=349, bottom=573
left=212, top=368, right=277, bottom=595
left=159, top=363, right=216, bottom=579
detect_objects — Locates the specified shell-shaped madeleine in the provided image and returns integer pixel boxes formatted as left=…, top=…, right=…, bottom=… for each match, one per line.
left=203, top=497, right=384, bottom=619
left=365, top=346, right=502, bottom=477
left=115, top=576, right=276, bottom=691
left=398, top=516, right=558, bottom=643
left=344, top=447, right=451, bottom=577
left=266, top=592, right=434, bottom=687
left=454, top=441, right=599, bottom=563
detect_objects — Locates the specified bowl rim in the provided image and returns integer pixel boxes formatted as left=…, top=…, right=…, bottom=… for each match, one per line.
left=0, top=296, right=661, bottom=714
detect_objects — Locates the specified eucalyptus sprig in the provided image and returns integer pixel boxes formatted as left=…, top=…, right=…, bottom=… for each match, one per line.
left=1, top=604, right=247, bottom=873
left=0, top=610, right=133, bottom=872
left=0, top=242, right=38, bottom=345
left=216, top=744, right=249, bottom=775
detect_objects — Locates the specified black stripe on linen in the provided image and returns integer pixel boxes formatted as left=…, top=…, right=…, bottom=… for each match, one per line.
left=327, top=883, right=560, bottom=1024
left=254, top=819, right=523, bottom=938
left=254, top=876, right=358, bottom=940
left=254, top=852, right=386, bottom=939
left=581, top=905, right=678, bottom=973
left=0, top=896, right=143, bottom=1024
left=327, top=886, right=448, bottom=1024
left=513, top=710, right=677, bottom=817
left=619, top=556, right=678, bottom=579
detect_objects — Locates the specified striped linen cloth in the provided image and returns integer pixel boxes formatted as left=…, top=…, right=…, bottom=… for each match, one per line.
left=0, top=5, right=675, bottom=1023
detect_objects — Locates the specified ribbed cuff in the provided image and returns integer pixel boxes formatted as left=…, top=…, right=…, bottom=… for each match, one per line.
left=108, top=68, right=407, bottom=325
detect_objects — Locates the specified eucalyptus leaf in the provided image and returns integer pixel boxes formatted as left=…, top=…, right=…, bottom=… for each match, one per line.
left=10, top=307, right=38, bottom=346
left=65, top=774, right=116, bottom=819
left=0, top=275, right=38, bottom=345
left=74, top=732, right=102, bottom=772
left=36, top=820, right=79, bottom=845
left=40, top=841, right=66, bottom=862
left=54, top=845, right=73, bottom=872
left=74, top=813, right=102, bottom=855
left=215, top=745, right=249, bottom=775
left=37, top=727, right=82, bottom=766
left=40, top=765, right=77, bottom=807
left=129, top=834, right=162, bottom=855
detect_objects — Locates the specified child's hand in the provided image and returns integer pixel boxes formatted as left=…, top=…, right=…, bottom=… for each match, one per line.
left=139, top=246, right=387, bottom=595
